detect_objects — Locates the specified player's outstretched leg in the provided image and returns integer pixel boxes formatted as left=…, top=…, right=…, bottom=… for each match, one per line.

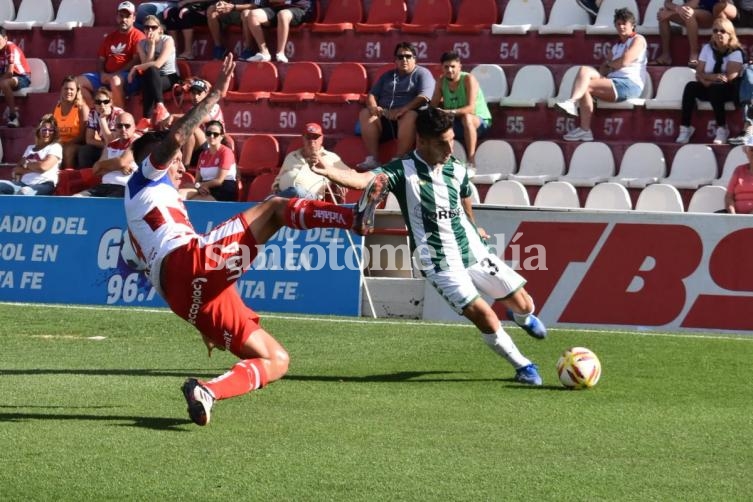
left=482, top=328, right=543, bottom=386
left=353, top=173, right=390, bottom=235
left=182, top=378, right=215, bottom=426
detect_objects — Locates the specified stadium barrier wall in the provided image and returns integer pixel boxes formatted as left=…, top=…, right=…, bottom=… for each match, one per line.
left=0, top=197, right=363, bottom=316
left=423, top=207, right=753, bottom=334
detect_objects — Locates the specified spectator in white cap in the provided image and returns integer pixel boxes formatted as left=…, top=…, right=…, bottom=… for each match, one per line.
left=272, top=122, right=353, bottom=200
left=75, top=2, right=145, bottom=108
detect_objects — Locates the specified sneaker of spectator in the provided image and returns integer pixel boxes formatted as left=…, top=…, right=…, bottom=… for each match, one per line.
left=247, top=52, right=271, bottom=62
left=357, top=156, right=380, bottom=171
left=212, top=45, right=227, bottom=60
left=714, top=126, right=730, bottom=145
left=6, top=111, right=20, bottom=128
left=276, top=52, right=289, bottom=63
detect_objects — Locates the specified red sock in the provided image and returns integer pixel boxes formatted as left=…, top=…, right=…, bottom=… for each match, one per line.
left=284, top=198, right=353, bottom=230
left=203, top=359, right=268, bottom=400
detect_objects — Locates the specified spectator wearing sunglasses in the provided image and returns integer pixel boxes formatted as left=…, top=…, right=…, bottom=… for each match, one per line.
left=128, top=15, right=179, bottom=126
left=77, top=87, right=125, bottom=168
left=0, top=115, right=62, bottom=196
left=357, top=42, right=435, bottom=170
left=75, top=113, right=139, bottom=197
left=179, top=120, right=237, bottom=201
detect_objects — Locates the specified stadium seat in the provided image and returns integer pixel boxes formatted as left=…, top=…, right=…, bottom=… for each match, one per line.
left=383, top=192, right=400, bottom=210
left=508, top=141, right=565, bottom=185
left=634, top=183, right=685, bottom=212
left=2, top=0, right=52, bottom=29
left=401, top=0, right=453, bottom=33
left=660, top=144, right=717, bottom=189
left=491, top=0, right=546, bottom=35
left=637, top=0, right=682, bottom=35
left=597, top=71, right=653, bottom=109
left=609, top=143, right=666, bottom=187
left=447, top=0, right=498, bottom=32
left=499, top=65, right=555, bottom=107
left=533, top=181, right=580, bottom=208
left=245, top=173, right=277, bottom=202
left=237, top=134, right=280, bottom=180
left=225, top=62, right=278, bottom=102
left=687, top=185, right=727, bottom=213
left=285, top=136, right=304, bottom=157
left=315, top=62, right=368, bottom=104
left=333, top=136, right=369, bottom=169
left=269, top=62, right=322, bottom=103
left=585, top=0, right=641, bottom=35
left=472, top=139, right=516, bottom=184
left=311, top=0, right=363, bottom=32
left=354, top=0, right=407, bottom=32
left=715, top=146, right=746, bottom=186
left=558, top=142, right=615, bottom=187
left=13, top=58, right=50, bottom=96
left=470, top=64, right=508, bottom=103
left=0, top=0, right=15, bottom=25
left=343, top=188, right=364, bottom=203
left=468, top=181, right=481, bottom=204
left=43, top=0, right=94, bottom=30
left=483, top=179, right=531, bottom=206
left=538, top=0, right=589, bottom=34
left=547, top=66, right=579, bottom=108
left=199, top=60, right=236, bottom=92
left=452, top=140, right=467, bottom=164
left=584, top=182, right=633, bottom=210
left=644, top=67, right=696, bottom=110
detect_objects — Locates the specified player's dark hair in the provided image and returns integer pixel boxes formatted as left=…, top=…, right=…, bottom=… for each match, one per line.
left=440, top=51, right=461, bottom=64
left=416, top=106, right=454, bottom=139
left=131, top=131, right=168, bottom=165
left=205, top=119, right=224, bottom=134
left=0, top=27, right=7, bottom=39
left=613, top=8, right=635, bottom=26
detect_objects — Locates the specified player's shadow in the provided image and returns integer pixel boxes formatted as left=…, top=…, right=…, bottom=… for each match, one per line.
left=287, top=370, right=527, bottom=384
left=0, top=368, right=220, bottom=378
left=0, top=409, right=192, bottom=431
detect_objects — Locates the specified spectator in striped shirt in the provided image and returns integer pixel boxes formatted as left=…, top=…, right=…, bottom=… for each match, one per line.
left=0, top=27, right=31, bottom=128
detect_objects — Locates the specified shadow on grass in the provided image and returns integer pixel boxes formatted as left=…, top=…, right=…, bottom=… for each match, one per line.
left=0, top=411, right=191, bottom=431
left=286, top=371, right=557, bottom=388
left=0, top=368, right=219, bottom=378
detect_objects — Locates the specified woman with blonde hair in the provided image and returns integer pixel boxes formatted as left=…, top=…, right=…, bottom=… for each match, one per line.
left=676, top=16, right=744, bottom=144
left=0, top=114, right=62, bottom=195
left=52, top=75, right=89, bottom=168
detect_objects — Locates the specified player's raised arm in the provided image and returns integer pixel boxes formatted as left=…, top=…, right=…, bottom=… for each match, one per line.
left=150, top=53, right=235, bottom=167
left=311, top=157, right=375, bottom=190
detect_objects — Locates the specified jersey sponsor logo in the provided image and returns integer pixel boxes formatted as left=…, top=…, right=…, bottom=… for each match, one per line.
left=415, top=205, right=463, bottom=222
left=222, top=330, right=232, bottom=350
left=186, top=277, right=207, bottom=325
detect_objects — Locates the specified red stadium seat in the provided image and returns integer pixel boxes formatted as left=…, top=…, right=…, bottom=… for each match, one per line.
left=199, top=60, right=236, bottom=91
left=315, top=62, right=368, bottom=104
left=401, top=0, right=453, bottom=33
left=285, top=136, right=304, bottom=157
left=269, top=62, right=323, bottom=103
left=246, top=173, right=277, bottom=202
left=333, top=136, right=369, bottom=170
left=237, top=134, right=280, bottom=179
left=354, top=0, right=407, bottom=33
left=447, top=0, right=498, bottom=32
left=225, top=62, right=278, bottom=102
left=311, top=0, right=363, bottom=32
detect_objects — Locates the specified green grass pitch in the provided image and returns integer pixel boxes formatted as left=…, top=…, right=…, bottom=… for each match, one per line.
left=1, top=303, right=752, bottom=501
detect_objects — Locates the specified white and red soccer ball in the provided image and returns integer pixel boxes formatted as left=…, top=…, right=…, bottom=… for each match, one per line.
left=556, top=347, right=601, bottom=389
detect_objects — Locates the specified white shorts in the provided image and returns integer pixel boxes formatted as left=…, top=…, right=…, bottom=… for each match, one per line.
left=424, top=253, right=526, bottom=314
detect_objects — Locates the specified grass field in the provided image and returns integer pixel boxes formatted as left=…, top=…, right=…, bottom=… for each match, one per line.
left=1, top=303, right=752, bottom=501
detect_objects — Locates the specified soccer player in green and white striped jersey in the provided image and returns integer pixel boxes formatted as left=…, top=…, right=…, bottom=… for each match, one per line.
left=314, top=107, right=546, bottom=386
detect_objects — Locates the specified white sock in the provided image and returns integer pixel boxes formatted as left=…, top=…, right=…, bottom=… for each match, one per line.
left=482, top=326, right=531, bottom=369
left=511, top=301, right=535, bottom=326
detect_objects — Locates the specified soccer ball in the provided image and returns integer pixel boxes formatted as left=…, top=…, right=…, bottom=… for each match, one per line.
left=556, top=347, right=601, bottom=389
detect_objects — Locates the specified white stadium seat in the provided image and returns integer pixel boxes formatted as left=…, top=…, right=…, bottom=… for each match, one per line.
left=484, top=180, right=531, bottom=206
left=0, top=0, right=15, bottom=25
left=584, top=182, right=633, bottom=210
left=13, top=59, right=50, bottom=96
left=508, top=141, right=565, bottom=185
left=609, top=143, right=666, bottom=188
left=491, top=0, right=546, bottom=35
left=500, top=65, right=555, bottom=107
left=597, top=71, right=653, bottom=109
left=539, top=0, right=590, bottom=34
left=43, top=0, right=94, bottom=30
left=585, top=0, right=641, bottom=35
left=715, top=146, right=746, bottom=187
left=533, top=181, right=580, bottom=208
left=547, top=65, right=579, bottom=108
left=3, top=0, right=53, bottom=29
left=644, top=67, right=696, bottom=110
left=635, top=183, right=684, bottom=212
left=472, top=140, right=517, bottom=184
left=660, top=144, right=717, bottom=189
left=687, top=185, right=726, bottom=213
left=558, top=142, right=615, bottom=187
left=470, top=64, right=508, bottom=103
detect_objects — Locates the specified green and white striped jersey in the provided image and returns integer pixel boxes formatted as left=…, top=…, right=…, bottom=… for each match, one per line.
left=376, top=151, right=489, bottom=274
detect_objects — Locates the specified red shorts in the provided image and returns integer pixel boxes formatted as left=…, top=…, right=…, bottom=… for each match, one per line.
left=161, top=214, right=261, bottom=356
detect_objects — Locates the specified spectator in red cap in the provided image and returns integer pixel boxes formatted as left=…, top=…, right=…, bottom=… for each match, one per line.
left=271, top=123, right=353, bottom=200
left=75, top=1, right=145, bottom=108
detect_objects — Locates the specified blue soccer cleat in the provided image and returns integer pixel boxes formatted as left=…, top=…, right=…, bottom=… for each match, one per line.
left=514, top=364, right=543, bottom=386
left=353, top=173, right=390, bottom=236
left=507, top=310, right=548, bottom=340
